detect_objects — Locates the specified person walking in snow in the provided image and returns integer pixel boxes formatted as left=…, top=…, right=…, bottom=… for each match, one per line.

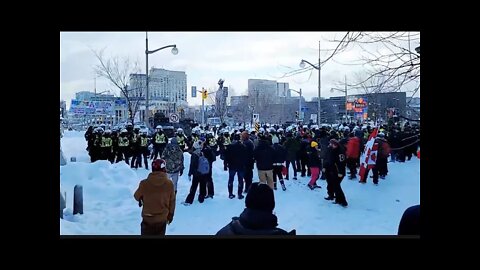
left=224, top=133, right=248, bottom=199
left=183, top=140, right=210, bottom=205
left=271, top=136, right=287, bottom=191
left=307, top=141, right=322, bottom=190
left=253, top=134, right=276, bottom=189
left=216, top=182, right=296, bottom=236
left=161, top=137, right=184, bottom=195
left=323, top=139, right=348, bottom=207
left=241, top=131, right=255, bottom=194
left=134, top=159, right=175, bottom=236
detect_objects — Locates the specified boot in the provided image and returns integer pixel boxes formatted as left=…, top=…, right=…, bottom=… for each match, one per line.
left=281, top=183, right=286, bottom=191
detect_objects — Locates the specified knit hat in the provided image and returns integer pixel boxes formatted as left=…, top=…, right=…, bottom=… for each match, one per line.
left=329, top=138, right=339, bottom=146
left=311, top=141, right=318, bottom=148
left=245, top=182, right=275, bottom=213
left=152, top=159, right=166, bottom=172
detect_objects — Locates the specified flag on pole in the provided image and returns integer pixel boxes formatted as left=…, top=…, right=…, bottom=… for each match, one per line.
left=358, top=128, right=378, bottom=182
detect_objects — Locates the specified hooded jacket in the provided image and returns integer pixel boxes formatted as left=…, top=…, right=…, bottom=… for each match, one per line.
left=161, top=143, right=184, bottom=173
left=216, top=208, right=295, bottom=236
left=134, top=171, right=176, bottom=223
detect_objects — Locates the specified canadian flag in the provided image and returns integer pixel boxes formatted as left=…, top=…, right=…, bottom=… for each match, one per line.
left=359, top=128, right=378, bottom=182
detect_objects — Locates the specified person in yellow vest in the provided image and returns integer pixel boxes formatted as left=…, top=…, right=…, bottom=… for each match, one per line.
left=101, top=129, right=114, bottom=163
left=117, top=129, right=130, bottom=164
left=137, top=131, right=150, bottom=170
left=176, top=128, right=187, bottom=152
left=130, top=127, right=141, bottom=169
left=151, top=125, right=167, bottom=160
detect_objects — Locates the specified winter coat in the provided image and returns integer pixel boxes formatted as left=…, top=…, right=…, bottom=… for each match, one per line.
left=242, top=138, right=255, bottom=169
left=225, top=141, right=248, bottom=170
left=188, top=152, right=201, bottom=177
left=203, top=145, right=216, bottom=164
left=161, top=143, right=184, bottom=174
left=216, top=208, right=295, bottom=236
left=298, top=138, right=311, bottom=159
left=346, top=136, right=361, bottom=159
left=398, top=204, right=420, bottom=235
left=319, top=137, right=329, bottom=159
left=283, top=137, right=300, bottom=161
left=376, top=138, right=391, bottom=159
left=253, top=140, right=275, bottom=171
left=272, top=143, right=287, bottom=165
left=323, top=145, right=346, bottom=176
left=134, top=171, right=175, bottom=224
left=307, top=146, right=322, bottom=168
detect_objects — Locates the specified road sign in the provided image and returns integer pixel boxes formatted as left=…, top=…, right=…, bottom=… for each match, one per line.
left=192, top=86, right=197, bottom=97
left=253, top=113, right=259, bottom=123
left=169, top=113, right=179, bottom=123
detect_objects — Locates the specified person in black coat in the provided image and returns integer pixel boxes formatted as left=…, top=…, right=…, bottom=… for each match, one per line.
left=398, top=204, right=420, bottom=235
left=323, top=139, right=348, bottom=207
left=253, top=136, right=276, bottom=189
left=241, top=131, right=255, bottom=194
left=216, top=182, right=296, bottom=236
left=202, top=141, right=216, bottom=199
left=283, top=132, right=300, bottom=180
left=224, top=133, right=248, bottom=199
left=184, top=140, right=209, bottom=205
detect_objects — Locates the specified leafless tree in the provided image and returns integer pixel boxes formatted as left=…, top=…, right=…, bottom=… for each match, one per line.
left=280, top=32, right=420, bottom=96
left=93, top=48, right=142, bottom=125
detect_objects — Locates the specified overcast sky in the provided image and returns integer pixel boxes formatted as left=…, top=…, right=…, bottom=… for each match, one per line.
left=60, top=32, right=420, bottom=109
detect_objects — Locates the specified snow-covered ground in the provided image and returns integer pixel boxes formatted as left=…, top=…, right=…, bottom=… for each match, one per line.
left=60, top=131, right=420, bottom=235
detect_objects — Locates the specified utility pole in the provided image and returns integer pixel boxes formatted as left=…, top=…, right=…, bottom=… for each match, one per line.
left=202, top=88, right=205, bottom=126
left=345, top=75, right=348, bottom=123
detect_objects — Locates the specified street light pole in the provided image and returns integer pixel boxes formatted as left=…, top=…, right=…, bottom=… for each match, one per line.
left=145, top=31, right=178, bottom=128
left=344, top=75, right=348, bottom=123
left=145, top=32, right=149, bottom=126
left=299, top=88, right=302, bottom=120
left=299, top=40, right=321, bottom=124
left=318, top=40, right=321, bottom=125
left=331, top=75, right=349, bottom=123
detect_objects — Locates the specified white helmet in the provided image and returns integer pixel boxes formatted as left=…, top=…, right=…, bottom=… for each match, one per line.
left=344, top=126, right=350, bottom=132
left=277, top=128, right=284, bottom=132
left=121, top=128, right=128, bottom=133
left=177, top=128, right=183, bottom=134
left=156, top=125, right=163, bottom=130
left=259, top=127, right=265, bottom=133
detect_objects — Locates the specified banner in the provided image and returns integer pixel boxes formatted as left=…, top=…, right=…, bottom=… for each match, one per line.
left=70, top=100, right=115, bottom=115
left=358, top=128, right=378, bottom=182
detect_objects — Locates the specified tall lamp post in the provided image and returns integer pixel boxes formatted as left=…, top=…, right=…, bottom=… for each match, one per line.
left=331, top=75, right=348, bottom=123
left=145, top=32, right=178, bottom=128
left=300, top=41, right=321, bottom=124
left=290, top=88, right=302, bottom=121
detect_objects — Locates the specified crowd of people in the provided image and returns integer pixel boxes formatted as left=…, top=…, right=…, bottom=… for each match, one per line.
left=84, top=121, right=420, bottom=236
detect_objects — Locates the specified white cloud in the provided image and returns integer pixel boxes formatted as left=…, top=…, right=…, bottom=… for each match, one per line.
left=61, top=32, right=420, bottom=107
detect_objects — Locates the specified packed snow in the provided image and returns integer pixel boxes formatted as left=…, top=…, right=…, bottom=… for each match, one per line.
left=60, top=131, right=420, bottom=235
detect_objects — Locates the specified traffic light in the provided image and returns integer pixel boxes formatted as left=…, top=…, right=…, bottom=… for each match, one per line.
left=202, top=89, right=208, bottom=100
left=295, top=111, right=299, bottom=118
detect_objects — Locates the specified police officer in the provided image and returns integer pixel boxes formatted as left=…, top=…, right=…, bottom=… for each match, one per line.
left=151, top=125, right=167, bottom=160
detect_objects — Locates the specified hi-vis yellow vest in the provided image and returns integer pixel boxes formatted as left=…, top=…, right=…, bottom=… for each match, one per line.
left=155, top=133, right=166, bottom=144
left=141, top=137, right=148, bottom=147
left=118, top=136, right=129, bottom=147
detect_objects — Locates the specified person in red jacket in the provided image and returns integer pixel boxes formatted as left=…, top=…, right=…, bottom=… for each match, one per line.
left=345, top=132, right=361, bottom=179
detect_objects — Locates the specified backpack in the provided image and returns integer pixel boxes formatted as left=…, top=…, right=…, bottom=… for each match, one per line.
left=197, top=153, right=210, bottom=175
